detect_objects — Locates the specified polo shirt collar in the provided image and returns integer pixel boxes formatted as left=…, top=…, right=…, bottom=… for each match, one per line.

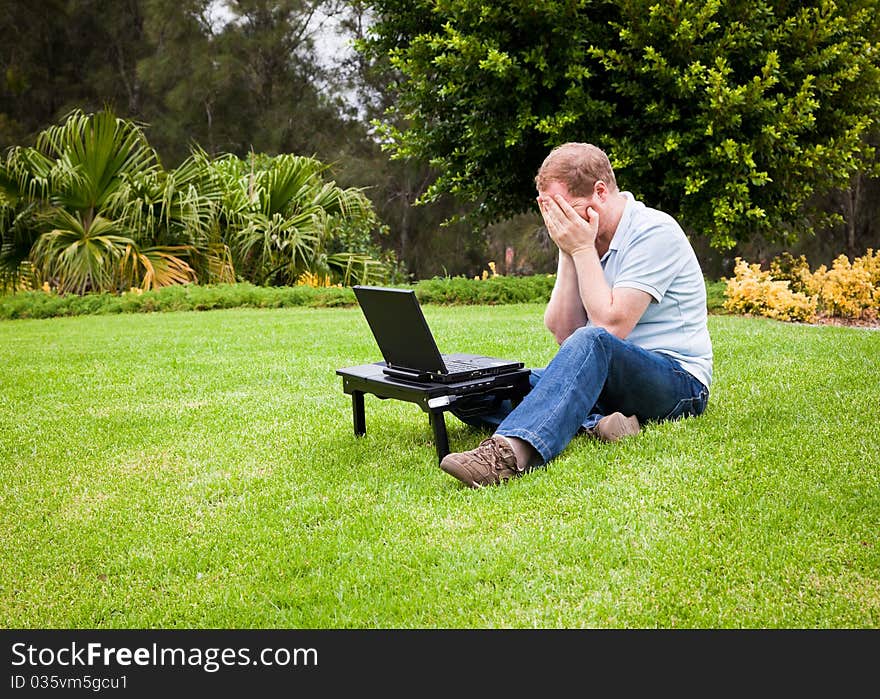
left=602, top=191, right=636, bottom=261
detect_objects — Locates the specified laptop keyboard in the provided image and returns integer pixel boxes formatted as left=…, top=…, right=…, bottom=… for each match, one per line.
left=444, top=359, right=480, bottom=371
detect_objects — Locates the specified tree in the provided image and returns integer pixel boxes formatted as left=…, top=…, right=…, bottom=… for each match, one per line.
left=359, top=0, right=880, bottom=250
left=333, top=0, right=488, bottom=279
left=0, top=0, right=151, bottom=150
left=0, top=0, right=371, bottom=165
left=137, top=0, right=359, bottom=164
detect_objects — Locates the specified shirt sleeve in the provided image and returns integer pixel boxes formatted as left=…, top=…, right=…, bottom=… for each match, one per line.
left=613, top=221, right=688, bottom=303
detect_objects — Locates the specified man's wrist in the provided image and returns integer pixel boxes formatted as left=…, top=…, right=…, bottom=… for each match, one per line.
left=569, top=245, right=597, bottom=258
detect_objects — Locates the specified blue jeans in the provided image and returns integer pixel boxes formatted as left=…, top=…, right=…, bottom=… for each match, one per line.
left=452, top=326, right=709, bottom=464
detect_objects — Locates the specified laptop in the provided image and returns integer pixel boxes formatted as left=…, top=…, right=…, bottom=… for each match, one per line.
left=352, top=285, right=524, bottom=383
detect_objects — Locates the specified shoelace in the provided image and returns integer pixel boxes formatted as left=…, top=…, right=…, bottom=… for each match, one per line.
left=474, top=439, right=509, bottom=472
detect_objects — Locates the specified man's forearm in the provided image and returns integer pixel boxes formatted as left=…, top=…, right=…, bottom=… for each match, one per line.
left=571, top=248, right=647, bottom=340
left=544, top=251, right=588, bottom=343
left=571, top=248, right=613, bottom=323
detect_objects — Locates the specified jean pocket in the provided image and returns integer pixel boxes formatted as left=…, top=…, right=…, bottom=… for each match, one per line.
left=662, top=389, right=709, bottom=421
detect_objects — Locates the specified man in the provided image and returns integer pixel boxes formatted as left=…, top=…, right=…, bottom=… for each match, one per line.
left=440, top=142, right=712, bottom=487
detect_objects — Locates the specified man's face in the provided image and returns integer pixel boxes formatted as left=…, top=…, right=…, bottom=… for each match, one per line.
left=537, top=180, right=598, bottom=222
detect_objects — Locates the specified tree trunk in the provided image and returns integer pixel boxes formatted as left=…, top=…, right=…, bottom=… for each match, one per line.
left=842, top=174, right=861, bottom=257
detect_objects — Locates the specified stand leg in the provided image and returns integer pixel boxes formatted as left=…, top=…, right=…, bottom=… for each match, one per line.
left=429, top=411, right=450, bottom=463
left=352, top=391, right=366, bottom=436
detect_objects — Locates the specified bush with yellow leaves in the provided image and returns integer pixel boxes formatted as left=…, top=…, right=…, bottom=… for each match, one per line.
left=768, top=252, right=813, bottom=295
left=724, top=249, right=880, bottom=322
left=723, top=258, right=817, bottom=322
left=855, top=248, right=880, bottom=286
left=808, top=252, right=880, bottom=320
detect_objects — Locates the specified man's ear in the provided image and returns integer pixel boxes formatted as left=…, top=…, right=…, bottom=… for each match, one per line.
left=594, top=180, right=608, bottom=201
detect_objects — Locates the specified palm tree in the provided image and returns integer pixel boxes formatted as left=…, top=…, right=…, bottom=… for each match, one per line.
left=1, top=109, right=219, bottom=293
left=211, top=152, right=388, bottom=286
left=118, top=146, right=234, bottom=288
left=0, top=163, right=41, bottom=291
left=1, top=109, right=387, bottom=294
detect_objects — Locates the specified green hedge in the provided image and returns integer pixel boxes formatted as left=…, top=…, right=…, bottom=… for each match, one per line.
left=0, top=276, right=724, bottom=320
left=0, top=276, right=556, bottom=320
left=414, top=274, right=556, bottom=305
left=0, top=274, right=724, bottom=320
left=0, top=283, right=356, bottom=320
left=705, top=279, right=726, bottom=313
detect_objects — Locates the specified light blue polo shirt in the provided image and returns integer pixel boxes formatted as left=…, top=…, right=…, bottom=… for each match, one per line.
left=595, top=192, right=713, bottom=388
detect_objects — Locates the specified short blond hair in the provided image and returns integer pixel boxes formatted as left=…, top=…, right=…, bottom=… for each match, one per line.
left=534, top=142, right=618, bottom=196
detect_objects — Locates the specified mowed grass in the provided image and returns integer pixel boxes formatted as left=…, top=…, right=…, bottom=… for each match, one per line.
left=0, top=305, right=878, bottom=628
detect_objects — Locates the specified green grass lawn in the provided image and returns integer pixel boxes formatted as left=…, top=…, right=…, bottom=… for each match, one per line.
left=1, top=305, right=878, bottom=628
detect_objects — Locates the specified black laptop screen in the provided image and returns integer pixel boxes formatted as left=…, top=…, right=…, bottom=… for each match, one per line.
left=353, top=286, right=446, bottom=373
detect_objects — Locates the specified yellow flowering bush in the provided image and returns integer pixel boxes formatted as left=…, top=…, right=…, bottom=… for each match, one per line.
left=723, top=258, right=817, bottom=322
left=724, top=250, right=880, bottom=322
left=809, top=253, right=879, bottom=320
left=296, top=271, right=341, bottom=288
left=854, top=248, right=880, bottom=287
left=769, top=253, right=813, bottom=294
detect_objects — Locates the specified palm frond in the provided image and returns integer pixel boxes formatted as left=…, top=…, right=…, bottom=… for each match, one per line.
left=36, top=108, right=160, bottom=213
left=203, top=243, right=237, bottom=284
left=3, top=146, right=54, bottom=204
left=218, top=152, right=384, bottom=285
left=119, top=245, right=199, bottom=290
left=30, top=211, right=135, bottom=294
left=326, top=252, right=389, bottom=286
left=256, top=154, right=329, bottom=217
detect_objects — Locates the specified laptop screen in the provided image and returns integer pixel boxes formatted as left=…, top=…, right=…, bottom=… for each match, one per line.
left=353, top=286, right=446, bottom=373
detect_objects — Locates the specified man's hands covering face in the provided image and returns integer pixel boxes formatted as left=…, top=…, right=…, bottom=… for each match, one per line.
left=537, top=193, right=598, bottom=257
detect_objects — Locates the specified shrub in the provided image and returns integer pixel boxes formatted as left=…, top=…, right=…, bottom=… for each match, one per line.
left=723, top=258, right=817, bottom=322
left=0, top=283, right=357, bottom=320
left=809, top=254, right=880, bottom=321
left=0, top=110, right=390, bottom=295
left=414, top=274, right=556, bottom=305
left=855, top=248, right=880, bottom=287
left=704, top=279, right=727, bottom=314
left=769, top=253, right=813, bottom=295
left=2, top=273, right=730, bottom=321
left=724, top=250, right=880, bottom=323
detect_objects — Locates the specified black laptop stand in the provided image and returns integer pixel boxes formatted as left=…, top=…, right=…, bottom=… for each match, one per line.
left=336, top=362, right=532, bottom=463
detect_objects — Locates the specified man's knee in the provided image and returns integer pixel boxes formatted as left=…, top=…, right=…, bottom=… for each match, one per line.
left=554, top=326, right=615, bottom=367
left=564, top=325, right=614, bottom=351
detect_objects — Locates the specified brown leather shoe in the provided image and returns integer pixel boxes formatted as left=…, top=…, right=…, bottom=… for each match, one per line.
left=590, top=412, right=640, bottom=442
left=439, top=436, right=522, bottom=488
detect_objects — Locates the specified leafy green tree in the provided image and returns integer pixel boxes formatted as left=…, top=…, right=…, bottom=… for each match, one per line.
left=334, top=0, right=489, bottom=279
left=137, top=0, right=358, bottom=164
left=0, top=0, right=151, bottom=149
left=359, top=0, right=880, bottom=250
